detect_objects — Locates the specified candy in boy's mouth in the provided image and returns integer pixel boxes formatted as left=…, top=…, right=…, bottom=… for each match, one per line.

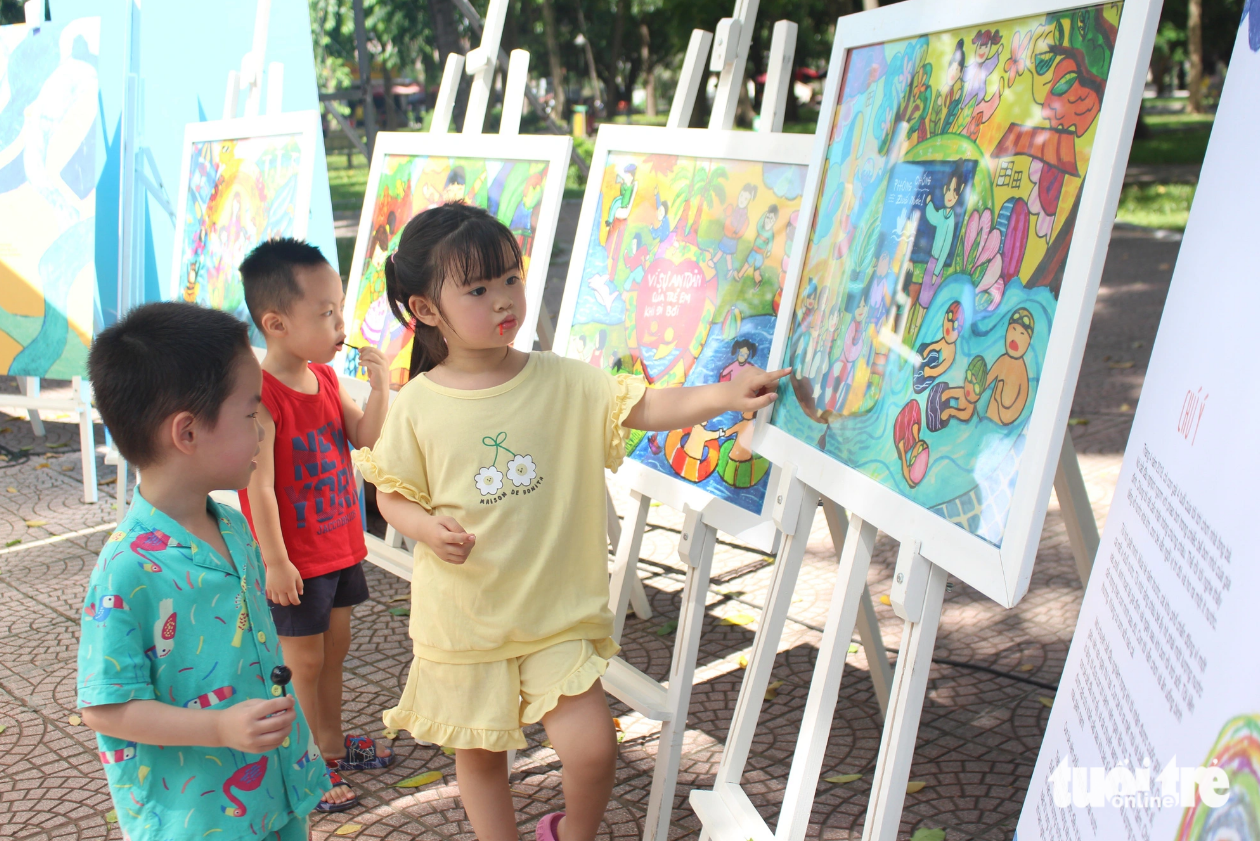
left=497, top=316, right=517, bottom=336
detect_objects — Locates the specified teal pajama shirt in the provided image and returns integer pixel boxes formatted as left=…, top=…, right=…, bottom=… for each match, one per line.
left=77, top=489, right=330, bottom=841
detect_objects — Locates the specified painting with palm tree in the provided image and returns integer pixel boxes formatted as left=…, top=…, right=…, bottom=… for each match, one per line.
left=560, top=139, right=807, bottom=517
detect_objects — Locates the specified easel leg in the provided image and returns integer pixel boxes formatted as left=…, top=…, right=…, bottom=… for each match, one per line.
left=820, top=499, right=892, bottom=720
left=19, top=377, right=44, bottom=437
left=75, top=377, right=97, bottom=504
left=609, top=491, right=651, bottom=641
left=861, top=556, right=948, bottom=841
left=643, top=508, right=717, bottom=841
left=1054, top=429, right=1099, bottom=586
left=708, top=481, right=819, bottom=792
left=774, top=515, right=878, bottom=841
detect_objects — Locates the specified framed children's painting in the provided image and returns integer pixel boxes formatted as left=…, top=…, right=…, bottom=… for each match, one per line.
left=754, top=0, right=1158, bottom=606
left=553, top=125, right=814, bottom=541
left=168, top=111, right=320, bottom=343
left=0, top=17, right=101, bottom=378
left=339, top=131, right=572, bottom=389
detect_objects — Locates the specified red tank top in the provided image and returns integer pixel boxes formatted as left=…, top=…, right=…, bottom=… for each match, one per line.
left=240, top=363, right=366, bottom=578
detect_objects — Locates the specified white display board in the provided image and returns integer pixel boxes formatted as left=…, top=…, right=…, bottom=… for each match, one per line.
left=1015, top=14, right=1260, bottom=841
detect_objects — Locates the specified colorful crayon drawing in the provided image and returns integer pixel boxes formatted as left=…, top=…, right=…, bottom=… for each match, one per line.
left=1176, top=715, right=1260, bottom=841
left=175, top=130, right=306, bottom=344
left=566, top=151, right=806, bottom=514
left=343, top=154, right=552, bottom=388
left=0, top=19, right=100, bottom=377
left=772, top=5, right=1120, bottom=545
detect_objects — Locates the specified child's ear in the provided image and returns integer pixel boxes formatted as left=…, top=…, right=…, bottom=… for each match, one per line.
left=167, top=411, right=199, bottom=457
left=410, top=294, right=441, bottom=327
left=259, top=311, right=286, bottom=337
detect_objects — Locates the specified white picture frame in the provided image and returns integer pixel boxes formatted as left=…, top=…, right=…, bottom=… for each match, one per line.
left=752, top=0, right=1160, bottom=606
left=554, top=124, right=814, bottom=543
left=338, top=130, right=572, bottom=387
left=168, top=111, right=320, bottom=329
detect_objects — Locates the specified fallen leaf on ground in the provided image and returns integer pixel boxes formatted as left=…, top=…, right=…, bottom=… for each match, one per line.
left=1068, top=418, right=1090, bottom=426
left=1131, top=341, right=1144, bottom=349
left=721, top=613, right=755, bottom=626
left=47, top=443, right=67, bottom=449
left=1120, top=403, right=1133, bottom=412
left=0, top=427, right=10, bottom=433
left=1018, top=664, right=1035, bottom=672
left=4, top=540, right=19, bottom=548
left=395, top=771, right=442, bottom=788
left=655, top=620, right=677, bottom=636
left=19, top=445, right=31, bottom=452
left=440, top=745, right=456, bottom=756
left=824, top=773, right=862, bottom=784
left=382, top=728, right=398, bottom=739
left=98, top=477, right=116, bottom=485
left=910, top=829, right=946, bottom=841
left=737, top=654, right=748, bottom=668
left=105, top=810, right=118, bottom=824
left=68, top=714, right=82, bottom=726
left=388, top=606, right=410, bottom=616
left=5, top=487, right=15, bottom=493
left=906, top=781, right=926, bottom=794
left=765, top=679, right=785, bottom=701
left=389, top=594, right=409, bottom=602
left=1038, top=696, right=1055, bottom=708
left=25, top=519, right=47, bottom=527
left=35, top=463, right=49, bottom=469
left=849, top=643, right=860, bottom=654
left=62, top=465, right=74, bottom=471
left=1108, top=361, right=1135, bottom=369
left=333, top=824, right=362, bottom=836
left=0, top=725, right=7, bottom=735
left=879, top=594, right=891, bottom=606
left=540, top=739, right=553, bottom=749
left=612, top=718, right=622, bottom=730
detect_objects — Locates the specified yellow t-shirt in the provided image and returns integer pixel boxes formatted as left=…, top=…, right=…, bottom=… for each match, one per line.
left=354, top=352, right=647, bottom=664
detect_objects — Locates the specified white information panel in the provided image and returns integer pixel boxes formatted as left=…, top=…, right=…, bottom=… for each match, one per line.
left=1016, top=14, right=1260, bottom=841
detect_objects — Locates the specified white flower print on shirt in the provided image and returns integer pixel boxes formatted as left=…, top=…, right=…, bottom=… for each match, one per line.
left=475, top=432, right=540, bottom=497
left=475, top=466, right=504, bottom=496
left=505, top=454, right=537, bottom=487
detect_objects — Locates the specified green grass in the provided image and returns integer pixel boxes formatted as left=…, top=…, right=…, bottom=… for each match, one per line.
left=327, top=155, right=371, bottom=213
left=1115, top=183, right=1196, bottom=230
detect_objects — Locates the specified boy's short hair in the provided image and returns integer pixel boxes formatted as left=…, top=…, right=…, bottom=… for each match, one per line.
left=240, top=237, right=330, bottom=326
left=89, top=302, right=253, bottom=468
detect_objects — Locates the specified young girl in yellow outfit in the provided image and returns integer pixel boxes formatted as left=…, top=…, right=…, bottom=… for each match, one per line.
left=354, top=203, right=787, bottom=841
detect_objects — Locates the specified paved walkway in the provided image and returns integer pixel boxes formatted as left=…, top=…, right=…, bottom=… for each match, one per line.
left=0, top=225, right=1181, bottom=840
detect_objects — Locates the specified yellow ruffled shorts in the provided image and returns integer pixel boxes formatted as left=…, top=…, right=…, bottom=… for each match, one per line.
left=382, top=637, right=619, bottom=751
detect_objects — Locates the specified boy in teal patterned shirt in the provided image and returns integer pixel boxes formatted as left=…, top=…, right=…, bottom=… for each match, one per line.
left=77, top=303, right=333, bottom=841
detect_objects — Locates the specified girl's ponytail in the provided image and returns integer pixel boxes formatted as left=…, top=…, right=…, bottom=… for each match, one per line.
left=381, top=202, right=523, bottom=380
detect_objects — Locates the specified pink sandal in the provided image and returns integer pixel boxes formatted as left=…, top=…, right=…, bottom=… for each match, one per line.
left=536, top=812, right=565, bottom=841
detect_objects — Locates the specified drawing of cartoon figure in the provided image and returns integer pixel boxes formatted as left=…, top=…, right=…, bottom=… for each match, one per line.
left=649, top=190, right=672, bottom=253
left=920, top=164, right=965, bottom=309
left=588, top=329, right=609, bottom=369
left=913, top=301, right=964, bottom=392
left=821, top=297, right=868, bottom=411
left=719, top=339, right=757, bottom=382
left=810, top=304, right=844, bottom=395
left=709, top=183, right=757, bottom=277
left=604, top=163, right=639, bottom=282
left=715, top=411, right=770, bottom=488
left=422, top=166, right=487, bottom=207
left=664, top=423, right=724, bottom=483
left=736, top=204, right=780, bottom=288
left=928, top=40, right=966, bottom=135
left=511, top=173, right=546, bottom=254
left=982, top=307, right=1034, bottom=424
left=961, top=30, right=1004, bottom=112
left=929, top=354, right=988, bottom=431
left=623, top=234, right=650, bottom=289
left=893, top=399, right=930, bottom=488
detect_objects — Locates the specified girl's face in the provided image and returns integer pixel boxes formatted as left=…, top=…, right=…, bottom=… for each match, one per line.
left=412, top=264, right=527, bottom=351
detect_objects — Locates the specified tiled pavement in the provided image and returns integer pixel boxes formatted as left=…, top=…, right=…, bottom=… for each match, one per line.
left=0, top=224, right=1181, bottom=840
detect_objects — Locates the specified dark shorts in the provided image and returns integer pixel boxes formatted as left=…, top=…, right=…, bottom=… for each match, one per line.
left=269, top=562, right=370, bottom=637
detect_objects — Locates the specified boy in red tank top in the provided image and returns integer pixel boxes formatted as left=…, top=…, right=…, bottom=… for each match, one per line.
left=238, top=239, right=393, bottom=812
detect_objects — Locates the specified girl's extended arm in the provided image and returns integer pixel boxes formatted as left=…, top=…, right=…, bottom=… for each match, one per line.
left=376, top=490, right=476, bottom=564
left=622, top=365, right=789, bottom=431
left=80, top=696, right=295, bottom=753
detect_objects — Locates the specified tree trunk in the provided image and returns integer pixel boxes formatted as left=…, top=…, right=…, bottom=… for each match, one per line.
left=574, top=0, right=604, bottom=117
left=382, top=62, right=398, bottom=130
left=610, top=0, right=627, bottom=114
left=1187, top=0, right=1204, bottom=113
left=641, top=23, right=656, bottom=117
left=428, top=0, right=467, bottom=126
left=862, top=0, right=879, bottom=9
left=540, top=0, right=567, bottom=118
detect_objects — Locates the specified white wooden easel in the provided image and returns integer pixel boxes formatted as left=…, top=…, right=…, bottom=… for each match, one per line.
left=0, top=3, right=99, bottom=505
left=589, top=8, right=885, bottom=841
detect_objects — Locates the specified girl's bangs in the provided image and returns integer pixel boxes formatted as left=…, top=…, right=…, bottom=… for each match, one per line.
left=432, top=213, right=524, bottom=287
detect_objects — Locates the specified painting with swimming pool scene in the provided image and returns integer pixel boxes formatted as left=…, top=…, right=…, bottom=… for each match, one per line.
left=554, top=126, right=813, bottom=528
left=769, top=4, right=1123, bottom=548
